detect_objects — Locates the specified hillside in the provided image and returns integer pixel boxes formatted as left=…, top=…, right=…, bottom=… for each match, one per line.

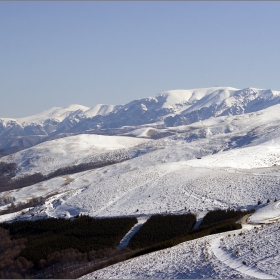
left=1, top=102, right=280, bottom=220
left=86, top=202, right=280, bottom=279
left=81, top=209, right=280, bottom=279
left=1, top=134, right=150, bottom=177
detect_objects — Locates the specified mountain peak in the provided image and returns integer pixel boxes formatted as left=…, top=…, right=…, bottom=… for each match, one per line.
left=84, top=104, right=122, bottom=118
left=62, top=104, right=90, bottom=112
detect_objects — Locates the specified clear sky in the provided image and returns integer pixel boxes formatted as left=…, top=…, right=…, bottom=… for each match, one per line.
left=1, top=1, right=280, bottom=118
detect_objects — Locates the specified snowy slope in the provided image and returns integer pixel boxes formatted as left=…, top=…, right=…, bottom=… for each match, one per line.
left=218, top=220, right=280, bottom=278
left=248, top=201, right=280, bottom=224
left=83, top=104, right=122, bottom=118
left=184, top=140, right=280, bottom=169
left=1, top=134, right=151, bottom=176
left=81, top=208, right=280, bottom=279
left=82, top=219, right=279, bottom=279
left=80, top=231, right=250, bottom=279
left=2, top=144, right=280, bottom=220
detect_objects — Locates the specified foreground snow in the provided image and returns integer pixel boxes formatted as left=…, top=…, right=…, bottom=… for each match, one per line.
left=80, top=232, right=249, bottom=279
left=220, top=221, right=280, bottom=278
left=81, top=217, right=280, bottom=279
left=212, top=236, right=275, bottom=279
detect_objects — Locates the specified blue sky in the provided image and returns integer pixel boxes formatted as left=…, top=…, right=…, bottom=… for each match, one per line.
left=1, top=1, right=280, bottom=118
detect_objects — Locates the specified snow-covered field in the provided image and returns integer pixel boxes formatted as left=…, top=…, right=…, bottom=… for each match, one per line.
left=184, top=140, right=280, bottom=169
left=219, top=220, right=280, bottom=278
left=2, top=149, right=280, bottom=222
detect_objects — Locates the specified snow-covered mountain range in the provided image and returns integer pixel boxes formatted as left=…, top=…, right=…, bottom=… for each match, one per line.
left=1, top=87, right=280, bottom=153
left=1, top=86, right=280, bottom=279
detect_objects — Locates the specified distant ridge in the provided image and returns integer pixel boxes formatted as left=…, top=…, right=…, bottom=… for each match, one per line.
left=1, top=87, right=280, bottom=152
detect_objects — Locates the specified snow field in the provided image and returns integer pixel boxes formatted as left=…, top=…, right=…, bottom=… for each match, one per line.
left=3, top=159, right=279, bottom=223
left=220, top=221, right=280, bottom=278
left=1, top=134, right=280, bottom=221
left=212, top=236, right=275, bottom=279
left=184, top=143, right=280, bottom=169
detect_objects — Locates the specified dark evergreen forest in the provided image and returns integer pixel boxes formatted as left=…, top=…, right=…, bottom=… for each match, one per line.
left=128, top=214, right=196, bottom=249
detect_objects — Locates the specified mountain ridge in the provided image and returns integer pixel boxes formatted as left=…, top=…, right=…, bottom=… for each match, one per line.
left=1, top=86, right=280, bottom=152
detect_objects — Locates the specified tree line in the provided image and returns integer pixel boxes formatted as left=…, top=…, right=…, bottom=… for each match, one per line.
left=0, top=209, right=256, bottom=278
left=0, top=215, right=137, bottom=267
left=0, top=215, right=137, bottom=278
left=128, top=213, right=196, bottom=249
